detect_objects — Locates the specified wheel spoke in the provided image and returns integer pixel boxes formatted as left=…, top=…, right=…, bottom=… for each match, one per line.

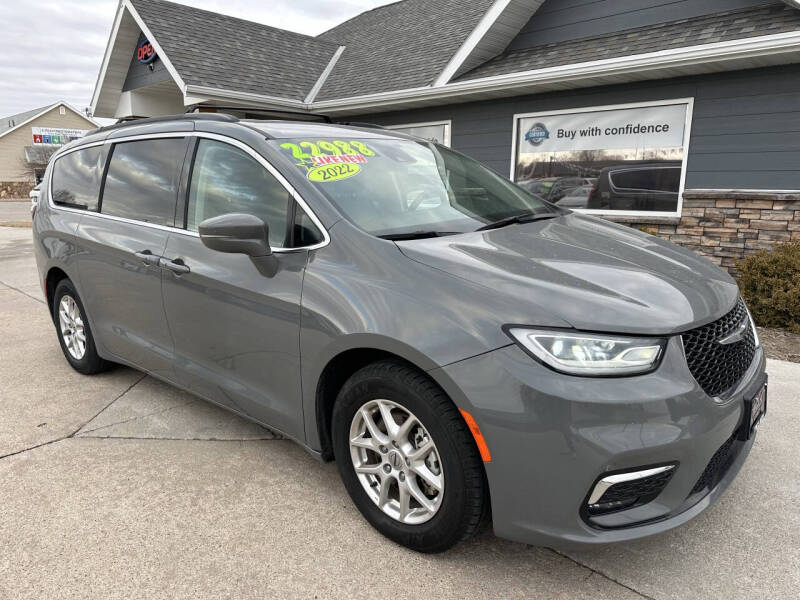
left=376, top=401, right=400, bottom=439
left=398, top=482, right=411, bottom=520
left=408, top=439, right=433, bottom=462
left=354, top=463, right=383, bottom=476
left=350, top=434, right=379, bottom=452
left=406, top=477, right=436, bottom=513
left=412, top=463, right=442, bottom=492
left=360, top=407, right=389, bottom=445
left=396, top=413, right=418, bottom=443
left=378, top=474, right=392, bottom=508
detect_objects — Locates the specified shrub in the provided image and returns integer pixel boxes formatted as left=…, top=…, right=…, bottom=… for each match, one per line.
left=736, top=241, right=800, bottom=333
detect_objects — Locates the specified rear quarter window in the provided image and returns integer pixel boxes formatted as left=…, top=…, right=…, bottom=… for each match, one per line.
left=51, top=146, right=108, bottom=211
left=101, top=138, right=187, bottom=226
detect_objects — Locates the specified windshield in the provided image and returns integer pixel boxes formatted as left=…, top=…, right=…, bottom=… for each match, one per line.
left=272, top=137, right=557, bottom=238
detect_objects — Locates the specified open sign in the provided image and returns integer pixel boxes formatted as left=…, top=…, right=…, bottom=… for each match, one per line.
left=137, top=39, right=156, bottom=64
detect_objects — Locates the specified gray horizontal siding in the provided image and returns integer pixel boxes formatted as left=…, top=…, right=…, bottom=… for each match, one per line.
left=508, top=0, right=776, bottom=50
left=354, top=64, right=800, bottom=190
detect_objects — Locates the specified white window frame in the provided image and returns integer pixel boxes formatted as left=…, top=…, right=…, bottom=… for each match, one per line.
left=386, top=120, right=452, bottom=147
left=510, top=98, right=695, bottom=218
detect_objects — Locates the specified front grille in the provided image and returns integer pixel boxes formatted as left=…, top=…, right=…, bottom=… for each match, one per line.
left=595, top=470, right=675, bottom=506
left=682, top=297, right=756, bottom=397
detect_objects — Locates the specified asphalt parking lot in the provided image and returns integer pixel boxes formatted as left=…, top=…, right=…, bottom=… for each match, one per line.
left=1, top=221, right=798, bottom=599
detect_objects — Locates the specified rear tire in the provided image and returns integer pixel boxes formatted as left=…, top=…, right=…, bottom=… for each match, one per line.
left=332, top=360, right=488, bottom=553
left=53, top=279, right=110, bottom=375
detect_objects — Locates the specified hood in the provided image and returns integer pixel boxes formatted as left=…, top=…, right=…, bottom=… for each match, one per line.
left=397, top=213, right=739, bottom=336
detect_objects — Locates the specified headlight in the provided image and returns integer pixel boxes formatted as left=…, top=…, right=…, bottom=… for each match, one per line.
left=506, top=328, right=666, bottom=376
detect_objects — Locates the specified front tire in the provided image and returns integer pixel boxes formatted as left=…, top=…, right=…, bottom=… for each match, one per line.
left=332, top=360, right=488, bottom=553
left=53, top=279, right=109, bottom=375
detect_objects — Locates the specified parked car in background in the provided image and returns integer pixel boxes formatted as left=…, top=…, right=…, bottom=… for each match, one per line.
left=33, top=114, right=766, bottom=553
left=29, top=183, right=41, bottom=215
left=522, top=177, right=595, bottom=203
left=587, top=162, right=682, bottom=212
left=556, top=184, right=593, bottom=209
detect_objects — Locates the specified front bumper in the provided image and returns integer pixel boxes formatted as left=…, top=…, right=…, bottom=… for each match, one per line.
left=436, top=337, right=767, bottom=549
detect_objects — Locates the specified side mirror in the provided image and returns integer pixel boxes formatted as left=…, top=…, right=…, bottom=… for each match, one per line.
left=198, top=213, right=272, bottom=257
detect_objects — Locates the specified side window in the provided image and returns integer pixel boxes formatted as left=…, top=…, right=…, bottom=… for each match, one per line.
left=51, top=146, right=108, bottom=211
left=102, top=138, right=186, bottom=226
left=293, top=209, right=324, bottom=247
left=187, top=139, right=291, bottom=248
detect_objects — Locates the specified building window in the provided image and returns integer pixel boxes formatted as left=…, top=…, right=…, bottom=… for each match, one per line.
left=386, top=121, right=451, bottom=146
left=59, top=106, right=66, bottom=115
left=512, top=99, right=693, bottom=216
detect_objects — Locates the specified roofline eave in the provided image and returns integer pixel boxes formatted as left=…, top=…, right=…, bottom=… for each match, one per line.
left=311, top=29, right=800, bottom=114
left=434, top=0, right=545, bottom=87
left=0, top=102, right=100, bottom=142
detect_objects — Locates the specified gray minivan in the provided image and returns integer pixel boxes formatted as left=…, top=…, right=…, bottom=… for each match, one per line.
left=33, top=114, right=767, bottom=553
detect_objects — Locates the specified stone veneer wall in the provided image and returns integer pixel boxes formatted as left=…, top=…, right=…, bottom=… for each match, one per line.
left=608, top=191, right=800, bottom=275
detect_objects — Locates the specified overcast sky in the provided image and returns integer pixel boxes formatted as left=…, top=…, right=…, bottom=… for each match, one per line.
left=0, top=0, right=395, bottom=120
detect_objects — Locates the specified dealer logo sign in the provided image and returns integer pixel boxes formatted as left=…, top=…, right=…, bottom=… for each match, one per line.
left=525, top=123, right=550, bottom=146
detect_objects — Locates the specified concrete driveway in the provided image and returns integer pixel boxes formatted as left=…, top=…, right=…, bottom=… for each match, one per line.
left=0, top=201, right=32, bottom=226
left=0, top=224, right=798, bottom=599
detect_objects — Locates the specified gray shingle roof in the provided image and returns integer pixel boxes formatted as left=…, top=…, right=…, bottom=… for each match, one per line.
left=457, top=3, right=800, bottom=82
left=316, top=0, right=495, bottom=101
left=130, top=0, right=342, bottom=101
left=0, top=104, right=53, bottom=135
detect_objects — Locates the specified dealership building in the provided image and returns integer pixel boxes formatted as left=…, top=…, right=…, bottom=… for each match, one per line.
left=0, top=102, right=98, bottom=197
left=92, top=0, right=800, bottom=271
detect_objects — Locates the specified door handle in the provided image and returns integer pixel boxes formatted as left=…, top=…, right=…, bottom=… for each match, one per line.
left=134, top=250, right=161, bottom=266
left=159, top=257, right=191, bottom=275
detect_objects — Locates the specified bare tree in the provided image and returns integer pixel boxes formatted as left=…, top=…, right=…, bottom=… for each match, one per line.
left=17, top=145, right=59, bottom=183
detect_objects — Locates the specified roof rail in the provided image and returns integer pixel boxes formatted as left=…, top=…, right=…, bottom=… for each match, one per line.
left=91, top=112, right=238, bottom=134
left=186, top=104, right=333, bottom=123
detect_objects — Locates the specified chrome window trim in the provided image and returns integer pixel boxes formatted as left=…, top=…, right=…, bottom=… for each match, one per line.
left=48, top=131, right=331, bottom=253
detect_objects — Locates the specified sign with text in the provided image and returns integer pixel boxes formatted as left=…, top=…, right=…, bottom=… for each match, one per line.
left=32, top=127, right=90, bottom=146
left=513, top=102, right=691, bottom=214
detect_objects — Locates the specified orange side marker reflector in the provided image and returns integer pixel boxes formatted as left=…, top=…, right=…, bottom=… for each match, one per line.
left=460, top=408, right=492, bottom=463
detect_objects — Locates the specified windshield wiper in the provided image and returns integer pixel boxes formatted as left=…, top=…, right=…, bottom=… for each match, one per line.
left=379, top=231, right=459, bottom=241
left=476, top=212, right=561, bottom=232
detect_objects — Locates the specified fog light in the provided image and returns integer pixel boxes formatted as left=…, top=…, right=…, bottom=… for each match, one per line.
left=586, top=465, right=676, bottom=516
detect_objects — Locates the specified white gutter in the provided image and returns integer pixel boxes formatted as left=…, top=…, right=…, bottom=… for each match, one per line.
left=312, top=29, right=800, bottom=113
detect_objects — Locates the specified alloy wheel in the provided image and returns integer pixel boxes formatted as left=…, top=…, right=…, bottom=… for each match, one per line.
left=349, top=399, right=444, bottom=525
left=58, top=295, right=86, bottom=360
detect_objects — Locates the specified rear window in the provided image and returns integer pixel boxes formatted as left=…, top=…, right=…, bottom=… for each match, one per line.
left=51, top=146, right=108, bottom=211
left=101, top=138, right=187, bottom=226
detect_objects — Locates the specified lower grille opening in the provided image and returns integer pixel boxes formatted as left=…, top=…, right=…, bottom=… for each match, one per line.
left=691, top=436, right=738, bottom=495
left=587, top=466, right=676, bottom=516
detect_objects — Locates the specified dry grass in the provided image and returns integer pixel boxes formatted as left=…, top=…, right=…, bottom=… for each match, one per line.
left=0, top=221, right=32, bottom=228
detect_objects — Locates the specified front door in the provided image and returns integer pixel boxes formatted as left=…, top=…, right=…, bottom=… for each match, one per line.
left=161, top=137, right=308, bottom=439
